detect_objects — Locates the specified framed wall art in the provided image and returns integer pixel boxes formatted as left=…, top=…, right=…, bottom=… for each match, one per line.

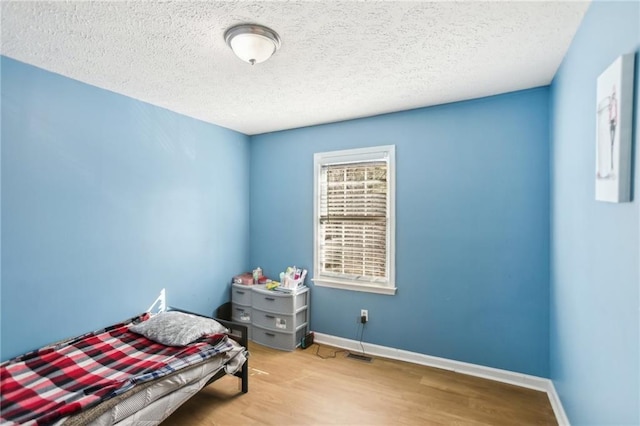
left=595, top=53, right=635, bottom=203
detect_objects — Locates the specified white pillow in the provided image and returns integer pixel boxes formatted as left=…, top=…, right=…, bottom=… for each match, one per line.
left=129, top=311, right=227, bottom=346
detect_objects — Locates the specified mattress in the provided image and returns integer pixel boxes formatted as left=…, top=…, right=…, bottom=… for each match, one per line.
left=56, top=340, right=246, bottom=426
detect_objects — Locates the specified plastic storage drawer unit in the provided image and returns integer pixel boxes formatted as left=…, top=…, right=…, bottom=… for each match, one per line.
left=249, top=285, right=309, bottom=351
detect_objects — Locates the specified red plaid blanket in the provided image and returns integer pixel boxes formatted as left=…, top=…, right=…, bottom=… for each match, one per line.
left=0, top=314, right=232, bottom=425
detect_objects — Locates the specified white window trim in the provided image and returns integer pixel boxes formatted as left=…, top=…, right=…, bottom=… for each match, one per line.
left=313, top=145, right=396, bottom=296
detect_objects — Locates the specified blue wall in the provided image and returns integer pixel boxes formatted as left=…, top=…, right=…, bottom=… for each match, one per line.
left=549, top=1, right=640, bottom=424
left=0, top=57, right=250, bottom=360
left=250, top=88, right=550, bottom=377
left=6, top=8, right=637, bottom=422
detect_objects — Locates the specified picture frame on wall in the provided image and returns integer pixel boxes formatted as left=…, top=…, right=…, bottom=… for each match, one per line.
left=595, top=53, right=635, bottom=203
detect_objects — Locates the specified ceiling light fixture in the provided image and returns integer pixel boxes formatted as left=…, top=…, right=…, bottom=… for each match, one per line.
left=224, top=24, right=281, bottom=65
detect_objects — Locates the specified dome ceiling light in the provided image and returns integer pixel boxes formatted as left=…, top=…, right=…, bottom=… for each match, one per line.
left=224, top=24, right=281, bottom=65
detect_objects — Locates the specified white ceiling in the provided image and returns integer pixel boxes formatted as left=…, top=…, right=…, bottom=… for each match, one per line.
left=1, top=1, right=590, bottom=135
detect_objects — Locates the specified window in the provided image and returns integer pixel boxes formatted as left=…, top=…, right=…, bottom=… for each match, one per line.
left=313, top=145, right=396, bottom=295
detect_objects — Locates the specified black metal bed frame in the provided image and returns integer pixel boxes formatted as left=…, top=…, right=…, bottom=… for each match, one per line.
left=168, top=306, right=249, bottom=394
left=204, top=318, right=248, bottom=393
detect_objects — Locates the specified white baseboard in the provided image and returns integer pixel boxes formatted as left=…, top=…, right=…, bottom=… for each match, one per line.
left=546, top=381, right=570, bottom=425
left=313, top=332, right=569, bottom=425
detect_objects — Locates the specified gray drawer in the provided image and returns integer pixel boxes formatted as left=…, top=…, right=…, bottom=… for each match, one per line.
left=251, top=287, right=308, bottom=314
left=231, top=285, right=252, bottom=305
left=229, top=306, right=252, bottom=341
left=252, top=307, right=307, bottom=333
left=231, top=303, right=252, bottom=323
left=252, top=324, right=307, bottom=351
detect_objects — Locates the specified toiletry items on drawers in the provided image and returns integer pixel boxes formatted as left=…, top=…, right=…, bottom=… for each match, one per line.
left=232, top=284, right=309, bottom=351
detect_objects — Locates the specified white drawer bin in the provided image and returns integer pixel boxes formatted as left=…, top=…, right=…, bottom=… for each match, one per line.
left=231, top=303, right=252, bottom=323
left=231, top=304, right=252, bottom=340
left=231, top=285, right=253, bottom=306
left=251, top=287, right=308, bottom=314
left=252, top=308, right=307, bottom=333
left=252, top=324, right=307, bottom=351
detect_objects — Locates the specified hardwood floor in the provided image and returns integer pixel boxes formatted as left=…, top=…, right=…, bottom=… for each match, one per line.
left=164, top=342, right=557, bottom=425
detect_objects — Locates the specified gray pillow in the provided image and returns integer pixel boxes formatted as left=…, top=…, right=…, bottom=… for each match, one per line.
left=129, top=311, right=227, bottom=346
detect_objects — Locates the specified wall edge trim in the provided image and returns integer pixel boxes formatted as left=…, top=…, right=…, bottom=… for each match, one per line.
left=546, top=380, right=571, bottom=425
left=313, top=332, right=569, bottom=425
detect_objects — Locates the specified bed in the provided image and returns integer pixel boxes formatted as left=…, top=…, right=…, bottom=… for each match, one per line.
left=0, top=303, right=248, bottom=426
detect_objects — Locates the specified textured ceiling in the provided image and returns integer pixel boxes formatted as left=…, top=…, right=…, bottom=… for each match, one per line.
left=1, top=1, right=590, bottom=135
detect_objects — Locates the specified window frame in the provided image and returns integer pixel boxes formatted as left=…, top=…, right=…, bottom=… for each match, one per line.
left=312, top=145, right=396, bottom=296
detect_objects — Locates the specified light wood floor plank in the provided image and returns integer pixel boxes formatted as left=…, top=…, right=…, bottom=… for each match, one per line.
left=164, top=342, right=557, bottom=425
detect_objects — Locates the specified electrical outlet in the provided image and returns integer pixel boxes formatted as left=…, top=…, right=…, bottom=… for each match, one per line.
left=360, top=309, right=368, bottom=323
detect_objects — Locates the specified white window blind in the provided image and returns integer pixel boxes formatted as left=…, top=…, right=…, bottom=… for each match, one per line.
left=320, top=162, right=388, bottom=279
left=313, top=146, right=396, bottom=295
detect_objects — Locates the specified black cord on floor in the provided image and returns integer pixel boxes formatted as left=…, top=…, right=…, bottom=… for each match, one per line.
left=313, top=320, right=367, bottom=360
left=358, top=322, right=366, bottom=356
left=314, top=344, right=349, bottom=359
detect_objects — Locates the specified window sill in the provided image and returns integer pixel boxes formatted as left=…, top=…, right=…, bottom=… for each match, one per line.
left=312, top=278, right=397, bottom=295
